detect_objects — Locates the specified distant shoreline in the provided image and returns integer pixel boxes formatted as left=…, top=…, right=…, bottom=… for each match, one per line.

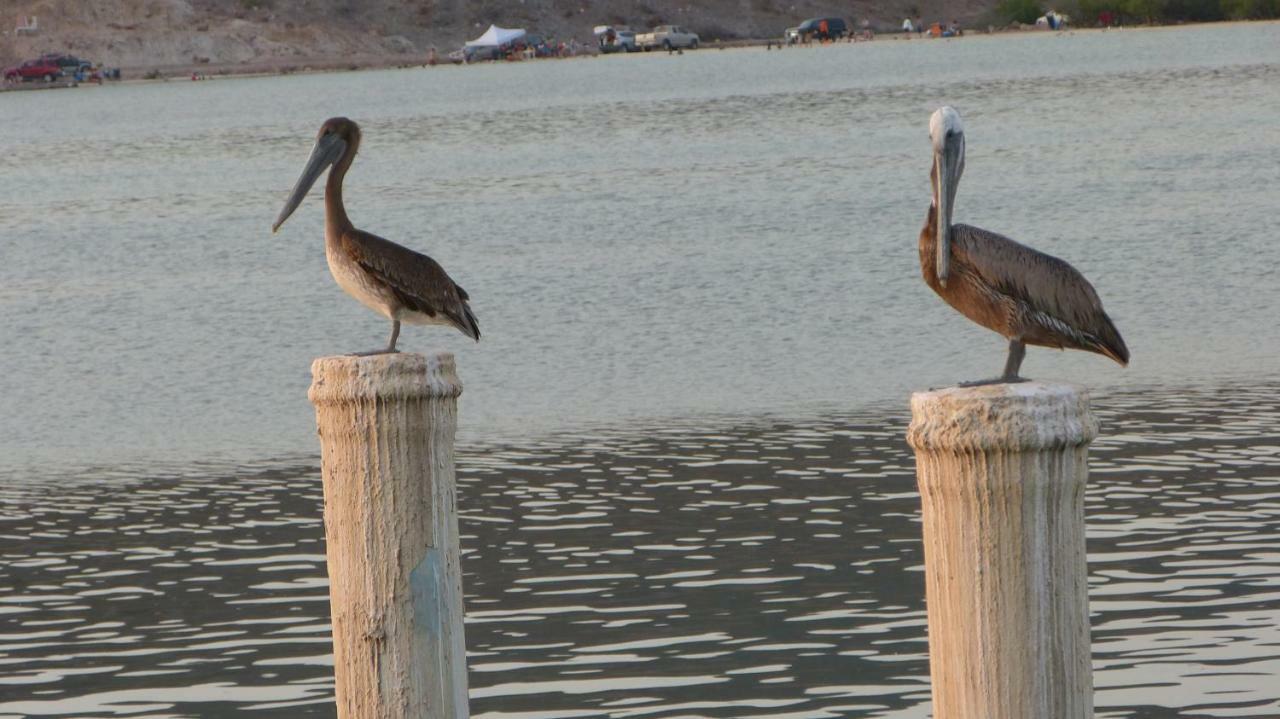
left=3, top=19, right=1274, bottom=92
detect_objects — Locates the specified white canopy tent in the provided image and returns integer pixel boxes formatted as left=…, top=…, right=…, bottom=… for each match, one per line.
left=465, top=24, right=527, bottom=47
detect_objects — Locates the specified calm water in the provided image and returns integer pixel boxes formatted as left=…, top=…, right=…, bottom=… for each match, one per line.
left=1, top=384, right=1279, bottom=717
left=2, top=20, right=1280, bottom=718
left=2, top=23, right=1279, bottom=467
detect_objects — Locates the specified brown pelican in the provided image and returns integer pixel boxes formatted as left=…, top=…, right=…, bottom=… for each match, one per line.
left=272, top=117, right=479, bottom=354
left=921, top=106, right=1127, bottom=383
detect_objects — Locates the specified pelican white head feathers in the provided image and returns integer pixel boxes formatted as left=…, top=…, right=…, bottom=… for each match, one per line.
left=929, top=106, right=966, bottom=286
left=929, top=106, right=964, bottom=153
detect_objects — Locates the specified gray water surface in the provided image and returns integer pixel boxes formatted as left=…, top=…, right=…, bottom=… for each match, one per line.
left=2, top=22, right=1279, bottom=469
left=1, top=384, right=1278, bottom=717
left=2, top=20, right=1280, bottom=718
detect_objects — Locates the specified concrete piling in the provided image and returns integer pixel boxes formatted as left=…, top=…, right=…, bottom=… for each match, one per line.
left=309, top=353, right=469, bottom=719
left=907, top=382, right=1097, bottom=719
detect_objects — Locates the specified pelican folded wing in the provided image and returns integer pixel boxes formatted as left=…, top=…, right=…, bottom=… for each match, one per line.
left=343, top=230, right=480, bottom=341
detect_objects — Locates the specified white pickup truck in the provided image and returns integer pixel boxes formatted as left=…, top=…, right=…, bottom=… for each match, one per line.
left=637, top=25, right=700, bottom=51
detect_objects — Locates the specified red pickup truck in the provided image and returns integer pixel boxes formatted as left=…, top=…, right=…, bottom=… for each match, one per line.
left=4, top=59, right=63, bottom=82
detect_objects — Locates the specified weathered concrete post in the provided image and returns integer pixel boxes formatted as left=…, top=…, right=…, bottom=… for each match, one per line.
left=906, top=382, right=1097, bottom=719
left=308, top=353, right=469, bottom=719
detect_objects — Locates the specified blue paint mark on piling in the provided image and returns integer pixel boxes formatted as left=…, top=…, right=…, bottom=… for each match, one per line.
left=410, top=548, right=444, bottom=642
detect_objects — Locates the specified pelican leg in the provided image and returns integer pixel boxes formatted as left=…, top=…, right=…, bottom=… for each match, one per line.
left=386, top=319, right=401, bottom=353
left=1002, top=339, right=1026, bottom=381
left=348, top=320, right=401, bottom=356
left=959, top=339, right=1029, bottom=387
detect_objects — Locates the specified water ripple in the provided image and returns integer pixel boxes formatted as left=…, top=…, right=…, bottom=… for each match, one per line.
left=1, top=381, right=1279, bottom=716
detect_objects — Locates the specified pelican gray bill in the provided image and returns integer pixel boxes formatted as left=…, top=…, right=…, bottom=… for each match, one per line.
left=919, top=106, right=1128, bottom=384
left=273, top=117, right=479, bottom=354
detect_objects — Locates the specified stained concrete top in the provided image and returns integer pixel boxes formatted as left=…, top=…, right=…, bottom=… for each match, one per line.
left=907, top=381, right=1098, bottom=452
left=309, top=352, right=462, bottom=404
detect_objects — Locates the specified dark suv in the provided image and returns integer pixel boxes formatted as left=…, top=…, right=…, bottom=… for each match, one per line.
left=40, top=53, right=94, bottom=73
left=796, top=17, right=848, bottom=41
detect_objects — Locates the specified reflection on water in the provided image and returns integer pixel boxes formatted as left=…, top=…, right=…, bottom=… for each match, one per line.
left=1, top=382, right=1278, bottom=717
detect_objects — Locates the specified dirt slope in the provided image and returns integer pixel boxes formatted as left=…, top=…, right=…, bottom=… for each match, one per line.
left=1, top=0, right=996, bottom=73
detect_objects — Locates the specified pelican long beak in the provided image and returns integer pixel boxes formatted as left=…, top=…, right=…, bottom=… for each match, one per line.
left=272, top=133, right=347, bottom=233
left=933, top=138, right=962, bottom=287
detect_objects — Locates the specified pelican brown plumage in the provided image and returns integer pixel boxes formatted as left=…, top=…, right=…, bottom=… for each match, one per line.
left=272, top=117, right=479, bottom=354
left=920, top=106, right=1128, bottom=383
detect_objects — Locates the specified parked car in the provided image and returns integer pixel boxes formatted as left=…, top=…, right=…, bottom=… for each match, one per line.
left=39, top=53, right=94, bottom=73
left=637, top=25, right=700, bottom=51
left=786, top=17, right=848, bottom=43
left=594, top=25, right=638, bottom=53
left=4, top=58, right=63, bottom=82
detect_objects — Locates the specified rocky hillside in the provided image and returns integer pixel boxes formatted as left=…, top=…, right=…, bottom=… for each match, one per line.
left=2, top=0, right=996, bottom=72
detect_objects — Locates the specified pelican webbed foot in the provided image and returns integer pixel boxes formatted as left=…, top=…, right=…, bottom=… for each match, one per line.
left=347, top=348, right=401, bottom=357
left=957, top=375, right=1031, bottom=387
left=1002, top=339, right=1026, bottom=377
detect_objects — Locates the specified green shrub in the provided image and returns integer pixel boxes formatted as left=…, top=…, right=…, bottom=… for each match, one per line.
left=1121, top=0, right=1167, bottom=20
left=1075, top=0, right=1111, bottom=23
left=1165, top=0, right=1225, bottom=18
left=999, top=0, right=1045, bottom=23
left=1073, top=0, right=1277, bottom=21
left=1220, top=0, right=1280, bottom=17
